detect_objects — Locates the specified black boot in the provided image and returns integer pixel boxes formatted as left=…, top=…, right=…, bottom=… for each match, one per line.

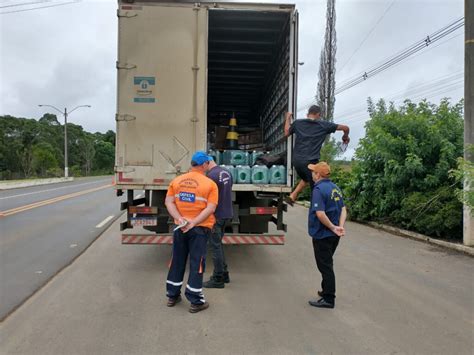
left=223, top=271, right=230, bottom=284
left=203, top=275, right=225, bottom=288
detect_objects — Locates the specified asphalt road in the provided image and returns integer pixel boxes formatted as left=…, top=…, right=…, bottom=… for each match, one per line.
left=0, top=176, right=125, bottom=320
left=1, top=205, right=473, bottom=354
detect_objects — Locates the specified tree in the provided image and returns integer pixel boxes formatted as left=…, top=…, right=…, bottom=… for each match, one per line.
left=39, top=113, right=60, bottom=126
left=0, top=116, right=23, bottom=179
left=316, top=0, right=337, bottom=121
left=347, top=98, right=464, bottom=239
left=0, top=115, right=116, bottom=179
left=450, top=145, right=474, bottom=211
left=94, top=141, right=115, bottom=173
left=32, top=142, right=58, bottom=177
left=79, top=136, right=95, bottom=176
left=19, top=118, right=40, bottom=177
left=103, top=130, right=116, bottom=146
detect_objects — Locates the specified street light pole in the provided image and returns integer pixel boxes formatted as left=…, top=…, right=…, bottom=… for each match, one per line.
left=38, top=104, right=91, bottom=178
left=64, top=108, right=68, bottom=178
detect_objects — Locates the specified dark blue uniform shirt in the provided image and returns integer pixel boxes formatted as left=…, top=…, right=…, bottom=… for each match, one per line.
left=207, top=165, right=233, bottom=219
left=308, top=179, right=345, bottom=239
left=289, top=119, right=338, bottom=162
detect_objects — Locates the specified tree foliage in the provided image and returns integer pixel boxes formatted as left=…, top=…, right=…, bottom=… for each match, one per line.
left=346, top=98, right=464, bottom=239
left=450, top=145, right=474, bottom=211
left=0, top=114, right=115, bottom=179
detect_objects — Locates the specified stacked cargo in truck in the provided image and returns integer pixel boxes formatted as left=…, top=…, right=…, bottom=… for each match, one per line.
left=115, top=0, right=298, bottom=244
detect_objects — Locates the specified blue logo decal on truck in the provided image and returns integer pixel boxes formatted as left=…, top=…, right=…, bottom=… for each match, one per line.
left=134, top=76, right=156, bottom=103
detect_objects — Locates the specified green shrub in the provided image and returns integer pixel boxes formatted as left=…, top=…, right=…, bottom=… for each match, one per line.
left=346, top=98, right=464, bottom=239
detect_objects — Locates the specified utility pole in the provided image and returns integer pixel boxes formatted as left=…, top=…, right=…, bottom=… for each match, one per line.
left=38, top=104, right=91, bottom=178
left=317, top=0, right=337, bottom=121
left=464, top=0, right=473, bottom=246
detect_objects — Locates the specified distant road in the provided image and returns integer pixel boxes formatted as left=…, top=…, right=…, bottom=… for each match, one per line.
left=0, top=176, right=129, bottom=320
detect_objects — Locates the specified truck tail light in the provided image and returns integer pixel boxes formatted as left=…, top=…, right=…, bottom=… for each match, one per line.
left=250, top=207, right=278, bottom=215
left=128, top=206, right=157, bottom=214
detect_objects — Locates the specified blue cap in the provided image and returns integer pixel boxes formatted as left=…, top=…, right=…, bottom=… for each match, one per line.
left=191, top=151, right=213, bottom=166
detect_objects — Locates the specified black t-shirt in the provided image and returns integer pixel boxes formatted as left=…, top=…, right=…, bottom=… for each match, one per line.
left=207, top=166, right=233, bottom=220
left=289, top=118, right=338, bottom=162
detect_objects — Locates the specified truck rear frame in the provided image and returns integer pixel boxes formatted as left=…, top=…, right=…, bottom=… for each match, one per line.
left=115, top=1, right=298, bottom=244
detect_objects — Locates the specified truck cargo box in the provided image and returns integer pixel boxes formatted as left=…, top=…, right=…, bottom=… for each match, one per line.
left=115, top=0, right=298, bottom=193
left=115, top=0, right=299, bottom=237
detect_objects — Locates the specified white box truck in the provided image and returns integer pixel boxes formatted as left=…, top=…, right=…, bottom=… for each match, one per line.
left=115, top=0, right=298, bottom=245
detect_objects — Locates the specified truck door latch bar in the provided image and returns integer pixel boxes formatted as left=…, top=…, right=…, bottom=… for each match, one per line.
left=116, top=114, right=136, bottom=122
left=117, top=9, right=138, bottom=18
left=115, top=166, right=135, bottom=173
left=116, top=61, right=137, bottom=70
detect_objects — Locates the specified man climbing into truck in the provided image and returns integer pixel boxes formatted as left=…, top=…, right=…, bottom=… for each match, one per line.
left=284, top=105, right=350, bottom=205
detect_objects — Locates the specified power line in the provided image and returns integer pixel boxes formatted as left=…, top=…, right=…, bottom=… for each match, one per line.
left=326, top=82, right=463, bottom=157
left=298, top=18, right=464, bottom=114
left=366, top=32, right=464, bottom=80
left=335, top=17, right=464, bottom=95
left=0, top=0, right=79, bottom=14
left=355, top=17, right=462, bottom=74
left=341, top=83, right=463, bottom=126
left=321, top=71, right=464, bottom=125
left=344, top=79, right=463, bottom=121
left=0, top=1, right=51, bottom=9
left=338, top=0, right=397, bottom=74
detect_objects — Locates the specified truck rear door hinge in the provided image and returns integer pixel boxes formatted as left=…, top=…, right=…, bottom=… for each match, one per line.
left=116, top=114, right=137, bottom=122
left=116, top=61, right=137, bottom=70
left=117, top=9, right=138, bottom=18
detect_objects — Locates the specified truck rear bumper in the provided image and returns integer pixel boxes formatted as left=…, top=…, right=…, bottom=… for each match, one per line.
left=122, top=233, right=285, bottom=245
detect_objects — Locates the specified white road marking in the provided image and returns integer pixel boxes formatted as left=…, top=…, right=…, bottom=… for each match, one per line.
left=0, top=179, right=110, bottom=200
left=35, top=271, right=43, bottom=274
left=70, top=244, right=77, bottom=248
left=96, top=215, right=114, bottom=228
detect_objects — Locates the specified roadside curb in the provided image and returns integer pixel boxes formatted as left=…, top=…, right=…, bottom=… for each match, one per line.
left=295, top=201, right=310, bottom=208
left=294, top=201, right=474, bottom=257
left=366, top=222, right=474, bottom=257
left=0, top=177, right=74, bottom=190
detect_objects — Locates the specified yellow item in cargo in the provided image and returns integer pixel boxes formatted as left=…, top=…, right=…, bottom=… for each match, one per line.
left=226, top=115, right=239, bottom=149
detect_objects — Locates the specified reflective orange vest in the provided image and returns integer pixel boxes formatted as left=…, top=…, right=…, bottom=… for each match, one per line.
left=166, top=170, right=218, bottom=229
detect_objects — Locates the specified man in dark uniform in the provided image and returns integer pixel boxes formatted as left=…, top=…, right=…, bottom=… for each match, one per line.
left=284, top=105, right=350, bottom=205
left=203, top=158, right=234, bottom=289
left=307, top=162, right=346, bottom=309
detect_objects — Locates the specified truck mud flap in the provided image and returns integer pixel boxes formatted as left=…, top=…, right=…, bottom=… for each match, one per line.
left=122, top=233, right=285, bottom=245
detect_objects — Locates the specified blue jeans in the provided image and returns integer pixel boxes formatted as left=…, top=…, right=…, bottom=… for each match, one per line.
left=209, top=219, right=228, bottom=277
left=166, top=226, right=210, bottom=305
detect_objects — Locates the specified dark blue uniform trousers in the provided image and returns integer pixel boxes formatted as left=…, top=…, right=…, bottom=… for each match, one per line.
left=166, top=226, right=209, bottom=305
left=209, top=218, right=228, bottom=278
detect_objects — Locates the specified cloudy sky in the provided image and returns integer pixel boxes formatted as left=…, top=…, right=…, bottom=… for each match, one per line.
left=0, top=0, right=464, bottom=158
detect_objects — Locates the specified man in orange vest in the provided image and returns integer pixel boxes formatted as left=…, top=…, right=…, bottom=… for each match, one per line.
left=165, top=151, right=218, bottom=313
